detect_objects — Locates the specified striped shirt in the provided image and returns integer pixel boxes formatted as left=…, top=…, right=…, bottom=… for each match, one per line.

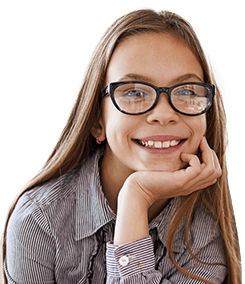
left=4, top=149, right=227, bottom=283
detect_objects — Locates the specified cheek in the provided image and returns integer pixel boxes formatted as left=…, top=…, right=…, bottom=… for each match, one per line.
left=101, top=99, right=135, bottom=141
left=101, top=100, right=117, bottom=136
left=194, top=115, right=207, bottom=135
left=187, top=115, right=207, bottom=150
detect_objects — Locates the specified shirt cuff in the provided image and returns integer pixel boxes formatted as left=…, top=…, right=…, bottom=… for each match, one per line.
left=106, top=236, right=155, bottom=279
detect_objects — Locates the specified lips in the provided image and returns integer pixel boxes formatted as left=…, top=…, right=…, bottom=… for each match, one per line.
left=136, top=135, right=186, bottom=141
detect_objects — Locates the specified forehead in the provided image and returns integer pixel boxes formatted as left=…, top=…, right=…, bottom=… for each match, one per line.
left=106, top=32, right=204, bottom=86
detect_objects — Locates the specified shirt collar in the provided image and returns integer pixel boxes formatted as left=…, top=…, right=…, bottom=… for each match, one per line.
left=75, top=148, right=116, bottom=241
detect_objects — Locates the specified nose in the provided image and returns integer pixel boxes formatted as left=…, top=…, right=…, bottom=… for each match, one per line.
left=146, top=93, right=180, bottom=125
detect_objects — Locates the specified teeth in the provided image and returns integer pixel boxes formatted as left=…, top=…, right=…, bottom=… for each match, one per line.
left=138, top=139, right=181, bottom=149
left=162, top=141, right=170, bottom=148
left=170, top=140, right=178, bottom=146
left=154, top=141, right=162, bottom=148
left=148, top=141, right=154, bottom=147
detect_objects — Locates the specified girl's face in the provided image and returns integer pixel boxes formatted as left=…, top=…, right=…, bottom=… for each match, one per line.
left=99, top=32, right=206, bottom=176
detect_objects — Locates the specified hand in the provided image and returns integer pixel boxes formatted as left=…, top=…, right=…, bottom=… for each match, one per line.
left=121, top=137, right=222, bottom=208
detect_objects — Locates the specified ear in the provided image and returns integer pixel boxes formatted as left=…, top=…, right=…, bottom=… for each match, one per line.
left=91, top=117, right=106, bottom=143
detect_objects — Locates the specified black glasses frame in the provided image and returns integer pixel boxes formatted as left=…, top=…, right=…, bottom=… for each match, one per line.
left=101, top=81, right=215, bottom=116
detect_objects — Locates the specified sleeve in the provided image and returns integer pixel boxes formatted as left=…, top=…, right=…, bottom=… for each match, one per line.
left=106, top=237, right=162, bottom=284
left=4, top=193, right=56, bottom=284
left=106, top=235, right=227, bottom=284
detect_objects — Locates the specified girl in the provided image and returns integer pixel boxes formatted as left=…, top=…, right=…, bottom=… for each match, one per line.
left=2, top=9, right=241, bottom=284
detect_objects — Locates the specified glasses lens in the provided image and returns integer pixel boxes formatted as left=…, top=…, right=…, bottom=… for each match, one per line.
left=113, top=83, right=156, bottom=114
left=171, top=84, right=212, bottom=115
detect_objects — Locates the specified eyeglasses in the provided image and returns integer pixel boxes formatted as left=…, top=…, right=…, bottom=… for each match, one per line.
left=101, top=81, right=215, bottom=116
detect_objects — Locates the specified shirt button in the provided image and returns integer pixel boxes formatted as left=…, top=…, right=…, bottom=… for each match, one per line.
left=119, top=256, right=129, bottom=266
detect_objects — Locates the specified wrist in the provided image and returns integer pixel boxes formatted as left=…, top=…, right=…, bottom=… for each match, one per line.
left=114, top=181, right=150, bottom=245
left=120, top=173, right=156, bottom=209
left=117, top=183, right=149, bottom=212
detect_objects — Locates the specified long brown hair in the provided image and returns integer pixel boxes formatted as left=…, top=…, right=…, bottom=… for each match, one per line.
left=2, top=9, right=241, bottom=283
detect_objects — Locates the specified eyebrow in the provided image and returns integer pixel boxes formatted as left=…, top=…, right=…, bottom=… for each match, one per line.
left=118, top=73, right=203, bottom=85
left=173, top=73, right=203, bottom=84
left=119, top=73, right=152, bottom=82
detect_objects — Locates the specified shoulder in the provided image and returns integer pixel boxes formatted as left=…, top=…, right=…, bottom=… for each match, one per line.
left=172, top=205, right=227, bottom=268
left=7, top=165, right=81, bottom=236
left=162, top=199, right=224, bottom=254
left=6, top=149, right=102, bottom=238
left=25, top=166, right=80, bottom=208
left=188, top=206, right=224, bottom=252
left=3, top=170, right=80, bottom=281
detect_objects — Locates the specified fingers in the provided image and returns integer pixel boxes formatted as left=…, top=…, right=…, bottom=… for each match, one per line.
left=179, top=153, right=202, bottom=181
left=200, top=137, right=222, bottom=180
left=181, top=152, right=201, bottom=169
left=200, top=137, right=215, bottom=168
left=178, top=137, right=222, bottom=195
left=126, top=137, right=222, bottom=204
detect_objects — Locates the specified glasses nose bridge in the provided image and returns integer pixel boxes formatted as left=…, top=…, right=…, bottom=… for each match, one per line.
left=155, top=86, right=171, bottom=98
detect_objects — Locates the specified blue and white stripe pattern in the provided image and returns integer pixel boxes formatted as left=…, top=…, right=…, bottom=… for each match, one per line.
left=4, top=149, right=227, bottom=283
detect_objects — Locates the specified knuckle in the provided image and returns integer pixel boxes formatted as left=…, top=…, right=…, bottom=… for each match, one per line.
left=195, top=165, right=202, bottom=175
left=210, top=178, right=218, bottom=185
left=206, top=167, right=215, bottom=177
left=208, top=165, right=222, bottom=179
left=216, top=167, right=222, bottom=177
left=174, top=178, right=186, bottom=189
left=206, top=161, right=216, bottom=176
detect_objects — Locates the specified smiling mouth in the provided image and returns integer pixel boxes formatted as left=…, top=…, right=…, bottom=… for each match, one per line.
left=134, top=139, right=185, bottom=149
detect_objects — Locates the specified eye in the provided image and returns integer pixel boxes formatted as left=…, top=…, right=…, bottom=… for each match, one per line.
left=114, top=83, right=156, bottom=106
left=123, top=90, right=147, bottom=98
left=174, top=88, right=196, bottom=97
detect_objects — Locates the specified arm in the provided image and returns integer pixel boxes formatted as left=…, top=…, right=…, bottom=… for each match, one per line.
left=114, top=181, right=149, bottom=246
left=106, top=137, right=224, bottom=283
left=4, top=193, right=56, bottom=284
left=106, top=188, right=163, bottom=283
left=114, top=137, right=221, bottom=245
left=106, top=207, right=227, bottom=284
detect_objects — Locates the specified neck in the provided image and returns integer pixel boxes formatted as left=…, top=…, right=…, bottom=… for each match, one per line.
left=100, top=151, right=131, bottom=214
left=99, top=148, right=169, bottom=222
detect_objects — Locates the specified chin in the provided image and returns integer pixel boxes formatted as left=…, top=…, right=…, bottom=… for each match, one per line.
left=141, top=160, right=186, bottom=172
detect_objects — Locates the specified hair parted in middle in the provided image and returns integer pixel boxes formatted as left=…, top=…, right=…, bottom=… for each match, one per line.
left=2, top=9, right=241, bottom=284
